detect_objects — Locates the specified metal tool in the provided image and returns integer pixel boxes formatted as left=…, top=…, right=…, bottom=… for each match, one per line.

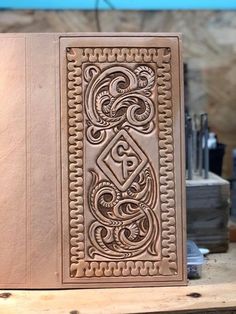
left=203, top=113, right=209, bottom=179
left=198, top=114, right=204, bottom=177
left=192, top=114, right=198, bottom=173
left=187, top=116, right=193, bottom=180
left=185, top=112, right=209, bottom=180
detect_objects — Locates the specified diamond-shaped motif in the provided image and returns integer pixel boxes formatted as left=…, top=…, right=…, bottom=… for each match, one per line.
left=97, top=130, right=148, bottom=191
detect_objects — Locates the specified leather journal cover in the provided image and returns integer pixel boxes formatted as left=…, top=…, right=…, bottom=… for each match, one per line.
left=0, top=33, right=186, bottom=288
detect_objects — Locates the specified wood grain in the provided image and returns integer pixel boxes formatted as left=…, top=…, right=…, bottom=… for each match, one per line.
left=187, top=173, right=230, bottom=253
left=0, top=244, right=235, bottom=314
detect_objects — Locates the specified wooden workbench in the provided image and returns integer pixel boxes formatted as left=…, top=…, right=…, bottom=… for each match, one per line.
left=0, top=244, right=236, bottom=314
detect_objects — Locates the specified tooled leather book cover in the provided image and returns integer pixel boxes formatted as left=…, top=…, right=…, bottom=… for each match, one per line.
left=0, top=33, right=186, bottom=288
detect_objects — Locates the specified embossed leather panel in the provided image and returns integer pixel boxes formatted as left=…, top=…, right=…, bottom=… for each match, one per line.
left=60, top=35, right=186, bottom=287
left=0, top=34, right=185, bottom=288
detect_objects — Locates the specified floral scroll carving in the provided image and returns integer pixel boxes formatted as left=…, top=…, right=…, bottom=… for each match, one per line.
left=66, top=47, right=177, bottom=279
left=88, top=132, right=159, bottom=260
left=84, top=64, right=155, bottom=145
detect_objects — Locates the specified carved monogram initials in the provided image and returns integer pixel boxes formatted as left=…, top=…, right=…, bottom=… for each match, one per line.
left=97, top=130, right=148, bottom=191
left=66, top=47, right=177, bottom=279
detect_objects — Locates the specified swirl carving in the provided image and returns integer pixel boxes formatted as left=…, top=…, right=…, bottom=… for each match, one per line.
left=66, top=47, right=178, bottom=279
left=88, top=165, right=159, bottom=260
left=85, top=65, right=156, bottom=144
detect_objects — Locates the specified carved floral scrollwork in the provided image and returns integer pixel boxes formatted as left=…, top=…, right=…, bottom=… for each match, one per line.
left=84, top=63, right=160, bottom=261
left=66, top=47, right=178, bottom=278
left=84, top=65, right=156, bottom=144
left=88, top=164, right=159, bottom=259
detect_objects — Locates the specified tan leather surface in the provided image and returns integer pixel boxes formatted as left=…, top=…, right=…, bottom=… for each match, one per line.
left=0, top=33, right=186, bottom=288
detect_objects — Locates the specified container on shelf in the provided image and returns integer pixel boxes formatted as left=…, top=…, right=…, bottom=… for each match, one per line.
left=187, top=240, right=204, bottom=279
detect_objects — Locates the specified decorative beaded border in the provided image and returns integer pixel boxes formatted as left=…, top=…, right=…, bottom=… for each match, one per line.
left=66, top=47, right=177, bottom=278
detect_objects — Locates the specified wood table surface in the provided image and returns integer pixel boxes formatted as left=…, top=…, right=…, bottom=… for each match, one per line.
left=0, top=243, right=235, bottom=314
